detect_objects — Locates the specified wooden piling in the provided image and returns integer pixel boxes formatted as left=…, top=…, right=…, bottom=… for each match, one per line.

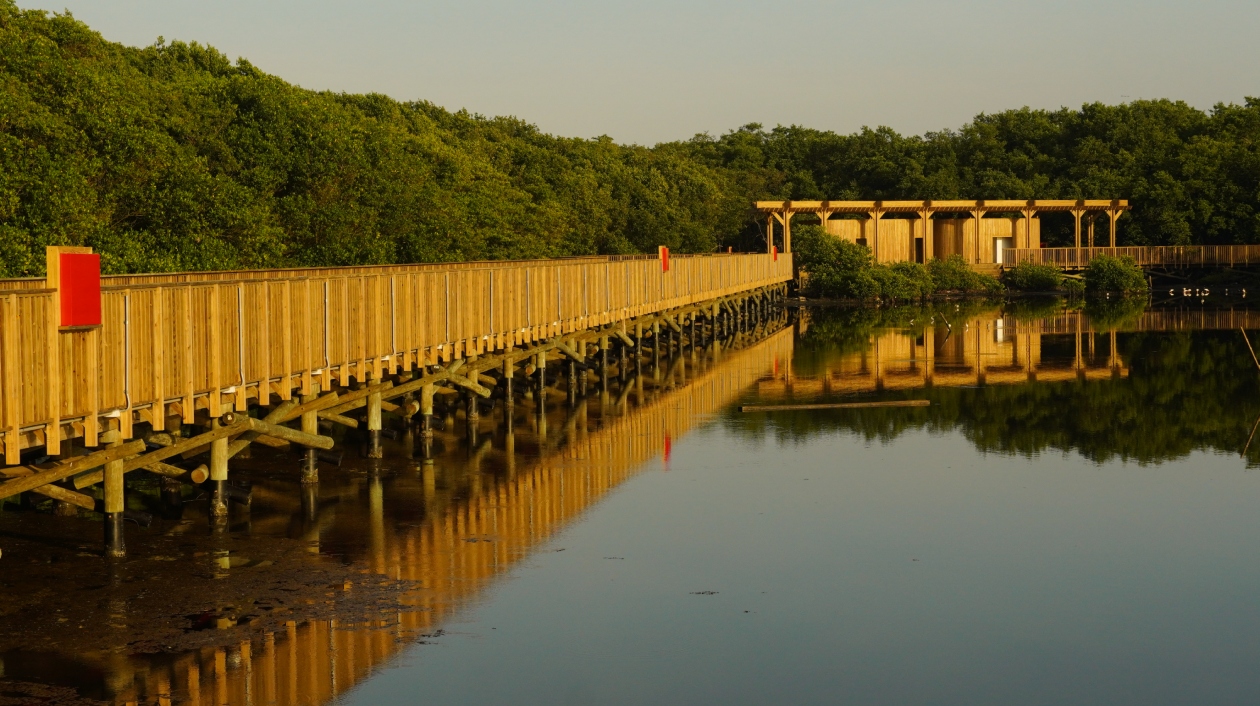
left=366, top=391, right=383, bottom=459
left=102, top=427, right=126, bottom=557
left=209, top=419, right=229, bottom=518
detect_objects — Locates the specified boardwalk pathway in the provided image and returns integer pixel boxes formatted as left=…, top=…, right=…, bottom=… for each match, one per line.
left=0, top=250, right=792, bottom=555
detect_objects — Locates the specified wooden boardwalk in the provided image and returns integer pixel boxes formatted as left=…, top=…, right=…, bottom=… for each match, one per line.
left=0, top=252, right=790, bottom=460
left=0, top=250, right=791, bottom=556
left=1007, top=245, right=1260, bottom=269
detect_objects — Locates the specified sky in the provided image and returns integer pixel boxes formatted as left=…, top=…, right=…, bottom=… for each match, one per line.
left=20, top=0, right=1260, bottom=145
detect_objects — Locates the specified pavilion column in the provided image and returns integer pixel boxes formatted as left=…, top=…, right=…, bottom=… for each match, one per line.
left=1073, top=203, right=1084, bottom=249
left=815, top=210, right=834, bottom=239
left=971, top=209, right=985, bottom=264
left=922, top=208, right=934, bottom=262
left=1108, top=208, right=1119, bottom=248
left=868, top=208, right=884, bottom=262
left=1088, top=214, right=1096, bottom=248
left=1021, top=203, right=1036, bottom=250
left=784, top=211, right=792, bottom=253
left=766, top=214, right=774, bottom=253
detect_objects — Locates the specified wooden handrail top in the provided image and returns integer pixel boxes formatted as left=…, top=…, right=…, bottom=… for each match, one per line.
left=0, top=251, right=757, bottom=291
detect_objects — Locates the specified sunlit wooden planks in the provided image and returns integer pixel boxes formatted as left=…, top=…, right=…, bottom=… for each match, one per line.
left=0, top=254, right=791, bottom=456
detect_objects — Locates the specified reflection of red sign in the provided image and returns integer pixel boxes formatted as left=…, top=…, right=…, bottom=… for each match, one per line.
left=772, top=245, right=778, bottom=261
left=659, top=246, right=670, bottom=272
left=60, top=253, right=101, bottom=327
left=663, top=433, right=672, bottom=470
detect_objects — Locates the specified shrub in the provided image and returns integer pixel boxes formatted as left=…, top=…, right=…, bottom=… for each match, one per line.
left=1003, top=262, right=1063, bottom=291
left=795, top=226, right=883, bottom=299
left=1061, top=278, right=1085, bottom=297
left=873, top=261, right=934, bottom=302
left=1084, top=255, right=1147, bottom=295
left=928, top=255, right=1003, bottom=294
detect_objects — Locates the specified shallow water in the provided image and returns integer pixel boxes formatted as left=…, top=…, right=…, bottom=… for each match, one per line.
left=3, top=301, right=1260, bottom=705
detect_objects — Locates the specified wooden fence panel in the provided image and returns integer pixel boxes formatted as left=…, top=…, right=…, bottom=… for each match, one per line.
left=0, top=254, right=791, bottom=454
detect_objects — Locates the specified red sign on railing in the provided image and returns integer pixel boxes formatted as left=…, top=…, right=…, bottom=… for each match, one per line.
left=47, top=246, right=102, bottom=329
left=772, top=245, right=778, bottom=262
left=659, top=246, right=670, bottom=272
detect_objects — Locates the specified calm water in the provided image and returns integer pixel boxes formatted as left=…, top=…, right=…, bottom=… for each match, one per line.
left=3, top=300, right=1260, bottom=705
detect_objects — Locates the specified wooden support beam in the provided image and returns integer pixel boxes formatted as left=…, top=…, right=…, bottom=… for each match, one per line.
left=226, top=399, right=299, bottom=460
left=242, top=418, right=334, bottom=450
left=0, top=465, right=98, bottom=510
left=446, top=372, right=492, bottom=398
left=0, top=440, right=145, bottom=501
left=118, top=421, right=247, bottom=475
left=553, top=340, right=585, bottom=363
left=34, top=483, right=96, bottom=511
left=318, top=411, right=359, bottom=428
left=613, top=329, right=636, bottom=348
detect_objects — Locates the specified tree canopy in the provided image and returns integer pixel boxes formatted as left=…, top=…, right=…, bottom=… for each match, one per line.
left=3, top=1, right=1259, bottom=276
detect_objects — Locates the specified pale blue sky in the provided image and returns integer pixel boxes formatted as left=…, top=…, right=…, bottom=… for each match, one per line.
left=21, top=0, right=1260, bottom=144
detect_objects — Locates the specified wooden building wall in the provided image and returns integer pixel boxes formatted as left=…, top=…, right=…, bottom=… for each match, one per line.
left=828, top=216, right=1040, bottom=265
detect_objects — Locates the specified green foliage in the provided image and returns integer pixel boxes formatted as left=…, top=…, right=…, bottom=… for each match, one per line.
left=872, top=261, right=934, bottom=302
left=1061, top=278, right=1086, bottom=297
left=927, top=255, right=1003, bottom=294
left=5, top=2, right=1260, bottom=275
left=1002, top=262, right=1064, bottom=291
left=1084, top=255, right=1148, bottom=295
left=0, top=3, right=730, bottom=275
left=794, top=225, right=878, bottom=299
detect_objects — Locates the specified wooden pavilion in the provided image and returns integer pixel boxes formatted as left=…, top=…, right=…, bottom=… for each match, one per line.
left=756, top=200, right=1130, bottom=266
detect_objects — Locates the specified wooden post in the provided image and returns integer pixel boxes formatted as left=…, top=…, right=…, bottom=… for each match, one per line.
left=209, top=418, right=228, bottom=519
left=1088, top=214, right=1096, bottom=248
left=3, top=293, right=20, bottom=465
left=1073, top=207, right=1083, bottom=249
left=1022, top=205, right=1035, bottom=251
left=1108, top=209, right=1119, bottom=247
left=419, top=381, right=435, bottom=460
left=103, top=428, right=125, bottom=558
left=536, top=349, right=547, bottom=409
left=301, top=384, right=320, bottom=483
left=465, top=390, right=479, bottom=444
left=366, top=390, right=383, bottom=458
left=921, top=209, right=934, bottom=263
left=783, top=208, right=792, bottom=253
left=971, top=208, right=985, bottom=264
left=503, top=356, right=514, bottom=411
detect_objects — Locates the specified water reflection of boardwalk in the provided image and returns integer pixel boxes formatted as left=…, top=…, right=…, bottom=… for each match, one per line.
left=98, top=325, right=794, bottom=705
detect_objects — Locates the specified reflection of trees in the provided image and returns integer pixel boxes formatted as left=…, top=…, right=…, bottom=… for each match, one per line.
left=737, top=307, right=1260, bottom=466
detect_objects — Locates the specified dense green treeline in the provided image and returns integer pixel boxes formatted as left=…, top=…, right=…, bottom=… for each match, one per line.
left=727, top=306, right=1260, bottom=466
left=0, top=2, right=735, bottom=275
left=3, top=1, right=1260, bottom=276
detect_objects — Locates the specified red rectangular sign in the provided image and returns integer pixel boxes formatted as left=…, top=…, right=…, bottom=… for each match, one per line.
left=772, top=245, right=778, bottom=261
left=59, top=253, right=101, bottom=327
left=659, top=246, right=670, bottom=272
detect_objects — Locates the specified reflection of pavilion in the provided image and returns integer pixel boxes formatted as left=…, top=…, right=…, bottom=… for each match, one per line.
left=87, top=325, right=795, bottom=705
left=760, top=310, right=1140, bottom=399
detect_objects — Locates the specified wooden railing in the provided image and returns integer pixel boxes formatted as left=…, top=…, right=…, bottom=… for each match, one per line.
left=1006, top=245, right=1260, bottom=268
left=0, top=253, right=792, bottom=460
